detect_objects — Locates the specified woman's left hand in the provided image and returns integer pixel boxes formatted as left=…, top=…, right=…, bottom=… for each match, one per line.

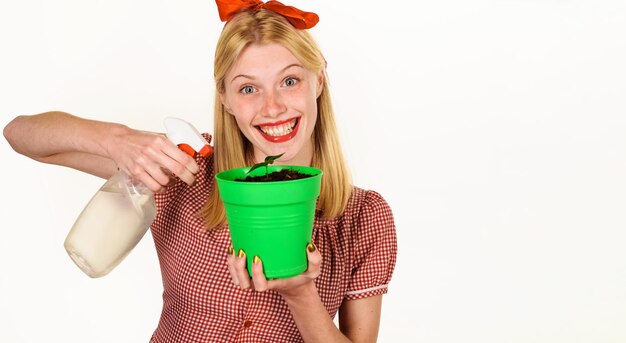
left=227, top=243, right=321, bottom=297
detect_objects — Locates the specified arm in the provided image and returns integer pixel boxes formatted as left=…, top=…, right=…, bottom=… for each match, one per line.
left=338, top=296, right=382, bottom=342
left=281, top=284, right=382, bottom=343
left=228, top=247, right=383, bottom=342
left=281, top=282, right=353, bottom=343
left=4, top=111, right=120, bottom=178
left=4, top=111, right=198, bottom=192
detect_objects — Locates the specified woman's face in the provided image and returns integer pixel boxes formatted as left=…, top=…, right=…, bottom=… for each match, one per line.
left=220, top=43, right=323, bottom=166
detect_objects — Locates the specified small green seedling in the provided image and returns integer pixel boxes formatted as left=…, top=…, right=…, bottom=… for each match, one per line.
left=247, top=153, right=285, bottom=179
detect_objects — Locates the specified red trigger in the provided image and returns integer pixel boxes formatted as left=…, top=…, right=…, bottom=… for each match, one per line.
left=178, top=144, right=196, bottom=157
left=199, top=145, right=214, bottom=157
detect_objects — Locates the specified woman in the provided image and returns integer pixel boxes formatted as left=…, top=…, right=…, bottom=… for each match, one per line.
left=4, top=1, right=397, bottom=342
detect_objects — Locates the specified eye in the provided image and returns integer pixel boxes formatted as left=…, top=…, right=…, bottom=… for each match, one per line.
left=240, top=85, right=256, bottom=94
left=284, top=77, right=298, bottom=87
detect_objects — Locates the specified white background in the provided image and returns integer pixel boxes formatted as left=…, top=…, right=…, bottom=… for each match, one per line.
left=1, top=1, right=625, bottom=342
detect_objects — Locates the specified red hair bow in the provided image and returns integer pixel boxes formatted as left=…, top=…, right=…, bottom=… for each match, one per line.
left=215, top=0, right=319, bottom=29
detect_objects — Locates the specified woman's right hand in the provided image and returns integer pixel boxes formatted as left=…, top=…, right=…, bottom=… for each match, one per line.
left=108, top=128, right=200, bottom=193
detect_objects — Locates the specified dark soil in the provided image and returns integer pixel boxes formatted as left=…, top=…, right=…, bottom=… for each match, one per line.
left=236, top=169, right=314, bottom=182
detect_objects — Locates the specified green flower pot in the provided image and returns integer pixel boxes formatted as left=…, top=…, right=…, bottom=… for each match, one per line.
left=215, top=165, right=322, bottom=279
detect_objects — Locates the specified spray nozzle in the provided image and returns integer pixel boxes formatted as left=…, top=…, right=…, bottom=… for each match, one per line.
left=164, top=117, right=213, bottom=157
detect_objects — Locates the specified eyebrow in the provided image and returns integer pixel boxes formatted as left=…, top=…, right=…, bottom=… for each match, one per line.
left=230, top=63, right=304, bottom=83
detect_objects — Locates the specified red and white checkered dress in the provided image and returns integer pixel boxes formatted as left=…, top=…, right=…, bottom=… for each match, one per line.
left=149, top=138, right=397, bottom=342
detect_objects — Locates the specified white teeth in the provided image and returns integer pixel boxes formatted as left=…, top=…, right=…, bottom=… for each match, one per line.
left=259, top=119, right=297, bottom=137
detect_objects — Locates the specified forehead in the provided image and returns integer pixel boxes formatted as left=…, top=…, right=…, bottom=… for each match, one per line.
left=229, top=43, right=301, bottom=74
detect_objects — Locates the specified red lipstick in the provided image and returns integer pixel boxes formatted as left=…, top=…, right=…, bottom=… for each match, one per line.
left=256, top=118, right=300, bottom=143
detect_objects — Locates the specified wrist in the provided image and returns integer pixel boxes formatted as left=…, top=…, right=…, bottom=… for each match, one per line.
left=280, top=280, right=319, bottom=305
left=101, top=122, right=130, bottom=160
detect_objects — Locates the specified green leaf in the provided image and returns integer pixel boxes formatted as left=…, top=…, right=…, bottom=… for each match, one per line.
left=265, top=153, right=284, bottom=164
left=246, top=153, right=285, bottom=175
left=247, top=161, right=266, bottom=175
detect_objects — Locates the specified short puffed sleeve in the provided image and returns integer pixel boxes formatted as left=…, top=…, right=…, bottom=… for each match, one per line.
left=344, top=190, right=398, bottom=301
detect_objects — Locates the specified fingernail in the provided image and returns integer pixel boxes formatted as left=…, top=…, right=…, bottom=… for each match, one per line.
left=227, top=246, right=234, bottom=255
left=253, top=256, right=261, bottom=264
left=238, top=249, right=245, bottom=258
left=307, top=242, right=316, bottom=252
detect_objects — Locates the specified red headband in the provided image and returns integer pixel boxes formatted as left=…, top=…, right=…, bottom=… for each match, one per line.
left=215, top=0, right=319, bottom=29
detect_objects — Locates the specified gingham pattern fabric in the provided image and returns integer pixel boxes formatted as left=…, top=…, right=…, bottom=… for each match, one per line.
left=149, top=136, right=397, bottom=342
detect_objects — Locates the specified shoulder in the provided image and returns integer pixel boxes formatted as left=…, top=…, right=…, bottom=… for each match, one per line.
left=346, top=187, right=394, bottom=224
left=340, top=186, right=396, bottom=255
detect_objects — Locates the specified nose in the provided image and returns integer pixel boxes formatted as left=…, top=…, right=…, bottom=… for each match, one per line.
left=262, top=89, right=286, bottom=118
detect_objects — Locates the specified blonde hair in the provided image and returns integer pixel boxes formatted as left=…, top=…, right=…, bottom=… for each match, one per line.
left=202, top=9, right=352, bottom=229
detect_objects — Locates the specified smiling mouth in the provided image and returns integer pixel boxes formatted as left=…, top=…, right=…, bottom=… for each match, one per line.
left=256, top=118, right=300, bottom=143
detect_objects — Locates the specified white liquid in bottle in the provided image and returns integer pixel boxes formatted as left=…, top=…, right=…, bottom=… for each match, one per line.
left=64, top=186, right=156, bottom=278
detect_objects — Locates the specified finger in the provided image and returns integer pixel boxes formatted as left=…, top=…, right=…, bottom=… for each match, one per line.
left=126, top=154, right=170, bottom=192
left=251, top=256, right=269, bottom=292
left=144, top=161, right=174, bottom=187
left=127, top=169, right=165, bottom=194
left=164, top=141, right=200, bottom=174
left=161, top=142, right=200, bottom=178
left=162, top=155, right=198, bottom=186
left=141, top=135, right=198, bottom=187
left=305, top=242, right=322, bottom=279
left=154, top=150, right=197, bottom=187
left=226, top=246, right=239, bottom=285
left=234, top=249, right=252, bottom=289
left=162, top=168, right=178, bottom=187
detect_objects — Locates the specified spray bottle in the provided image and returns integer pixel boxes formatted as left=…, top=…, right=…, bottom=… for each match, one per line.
left=64, top=117, right=212, bottom=278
